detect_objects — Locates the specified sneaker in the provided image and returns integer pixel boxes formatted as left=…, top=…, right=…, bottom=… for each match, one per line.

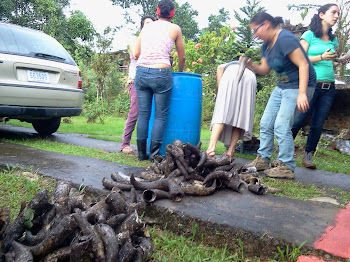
left=302, top=151, right=316, bottom=169
left=264, top=162, right=295, bottom=179
left=244, top=154, right=270, bottom=171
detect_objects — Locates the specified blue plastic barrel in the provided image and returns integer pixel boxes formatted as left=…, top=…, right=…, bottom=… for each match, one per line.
left=148, top=72, right=202, bottom=156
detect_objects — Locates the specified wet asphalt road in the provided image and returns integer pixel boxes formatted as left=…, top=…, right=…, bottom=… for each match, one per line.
left=0, top=124, right=349, bottom=259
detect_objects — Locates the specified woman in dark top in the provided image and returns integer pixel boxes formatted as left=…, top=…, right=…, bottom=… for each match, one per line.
left=244, top=12, right=316, bottom=179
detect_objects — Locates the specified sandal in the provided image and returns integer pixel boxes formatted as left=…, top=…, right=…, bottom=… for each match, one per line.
left=223, top=152, right=235, bottom=162
left=121, top=146, right=134, bottom=154
left=206, top=150, right=216, bottom=157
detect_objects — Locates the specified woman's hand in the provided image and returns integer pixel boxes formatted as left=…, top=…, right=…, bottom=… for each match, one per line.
left=245, top=57, right=253, bottom=69
left=322, top=48, right=337, bottom=61
left=297, top=93, right=309, bottom=113
left=245, top=57, right=270, bottom=75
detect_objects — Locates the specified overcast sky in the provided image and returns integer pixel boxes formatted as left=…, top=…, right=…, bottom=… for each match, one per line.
left=68, top=0, right=333, bottom=50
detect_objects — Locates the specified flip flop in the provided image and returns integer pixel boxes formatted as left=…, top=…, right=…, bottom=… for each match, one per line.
left=121, top=146, right=134, bottom=154
left=206, top=150, right=215, bottom=157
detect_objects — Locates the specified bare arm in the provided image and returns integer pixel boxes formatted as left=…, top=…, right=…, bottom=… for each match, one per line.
left=174, top=26, right=185, bottom=72
left=216, top=63, right=227, bottom=88
left=246, top=57, right=271, bottom=75
left=129, top=36, right=137, bottom=60
left=134, top=34, right=141, bottom=60
left=288, top=47, right=310, bottom=113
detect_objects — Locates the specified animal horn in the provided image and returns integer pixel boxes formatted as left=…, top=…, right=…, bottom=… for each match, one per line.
left=334, top=50, right=350, bottom=63
left=236, top=56, right=249, bottom=84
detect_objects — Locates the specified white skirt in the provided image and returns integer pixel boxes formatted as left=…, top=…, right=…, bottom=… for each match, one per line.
left=210, top=63, right=257, bottom=145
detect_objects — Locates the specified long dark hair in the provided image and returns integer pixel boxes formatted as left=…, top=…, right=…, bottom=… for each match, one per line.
left=309, top=4, right=337, bottom=41
left=250, top=12, right=284, bottom=28
left=140, top=15, right=156, bottom=30
left=157, top=0, right=175, bottom=18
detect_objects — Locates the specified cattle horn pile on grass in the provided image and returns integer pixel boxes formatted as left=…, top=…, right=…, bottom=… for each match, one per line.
left=103, top=140, right=281, bottom=203
left=0, top=180, right=153, bottom=261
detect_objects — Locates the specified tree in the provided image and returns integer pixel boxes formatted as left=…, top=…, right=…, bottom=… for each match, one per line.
left=202, top=8, right=230, bottom=34
left=0, top=0, right=96, bottom=62
left=110, top=0, right=158, bottom=16
left=59, top=11, right=96, bottom=59
left=0, top=0, right=15, bottom=21
left=0, top=0, right=69, bottom=30
left=91, top=27, right=118, bottom=103
left=172, top=2, right=199, bottom=41
left=233, top=0, right=265, bottom=48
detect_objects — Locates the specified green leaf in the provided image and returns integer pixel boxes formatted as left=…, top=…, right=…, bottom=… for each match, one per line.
left=24, top=220, right=33, bottom=229
left=23, top=208, right=35, bottom=221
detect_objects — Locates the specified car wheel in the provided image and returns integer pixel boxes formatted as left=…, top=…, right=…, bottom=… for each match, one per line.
left=32, top=117, right=61, bottom=135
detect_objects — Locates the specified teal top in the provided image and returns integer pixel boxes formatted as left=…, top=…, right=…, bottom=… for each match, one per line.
left=301, top=30, right=338, bottom=82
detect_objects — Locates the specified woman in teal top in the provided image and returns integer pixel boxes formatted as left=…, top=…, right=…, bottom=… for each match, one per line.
left=292, top=4, right=345, bottom=169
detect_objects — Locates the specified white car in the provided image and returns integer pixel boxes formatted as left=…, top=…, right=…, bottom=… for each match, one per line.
left=0, top=22, right=83, bottom=135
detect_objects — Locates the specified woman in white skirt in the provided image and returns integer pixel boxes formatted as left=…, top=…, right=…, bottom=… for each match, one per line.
left=206, top=61, right=257, bottom=161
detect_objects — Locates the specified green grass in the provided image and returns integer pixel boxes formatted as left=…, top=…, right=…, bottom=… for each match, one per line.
left=149, top=225, right=259, bottom=262
left=294, top=135, right=350, bottom=174
left=2, top=116, right=127, bottom=136
left=295, top=148, right=350, bottom=174
left=262, top=177, right=350, bottom=207
left=2, top=117, right=220, bottom=142
left=0, top=166, right=56, bottom=220
left=0, top=137, right=149, bottom=168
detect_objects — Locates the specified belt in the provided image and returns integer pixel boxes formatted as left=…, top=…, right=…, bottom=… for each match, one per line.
left=316, top=81, right=335, bottom=90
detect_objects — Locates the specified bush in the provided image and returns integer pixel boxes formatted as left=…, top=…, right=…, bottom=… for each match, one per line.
left=83, top=102, right=105, bottom=124
left=114, top=92, right=131, bottom=118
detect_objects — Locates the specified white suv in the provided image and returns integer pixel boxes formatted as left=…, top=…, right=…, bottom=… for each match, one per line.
left=0, top=22, right=83, bottom=135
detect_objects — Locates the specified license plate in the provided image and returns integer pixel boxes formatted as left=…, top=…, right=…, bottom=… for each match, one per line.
left=27, top=70, right=50, bottom=83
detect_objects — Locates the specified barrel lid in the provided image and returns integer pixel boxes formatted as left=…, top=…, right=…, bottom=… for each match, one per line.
left=172, top=72, right=201, bottom=78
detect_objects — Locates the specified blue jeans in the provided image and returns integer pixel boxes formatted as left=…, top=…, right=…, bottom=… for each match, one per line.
left=292, top=87, right=336, bottom=152
left=135, top=66, right=173, bottom=142
left=258, top=86, right=299, bottom=171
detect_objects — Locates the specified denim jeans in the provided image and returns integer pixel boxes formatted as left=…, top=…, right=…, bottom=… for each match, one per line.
left=257, top=86, right=299, bottom=171
left=135, top=66, right=172, bottom=142
left=292, top=87, right=336, bottom=152
left=120, top=83, right=139, bottom=150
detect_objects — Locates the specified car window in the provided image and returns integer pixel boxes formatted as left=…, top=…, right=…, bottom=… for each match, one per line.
left=0, top=25, right=19, bottom=53
left=0, top=23, right=76, bottom=66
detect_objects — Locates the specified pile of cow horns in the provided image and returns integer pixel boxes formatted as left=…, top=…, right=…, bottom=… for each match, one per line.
left=0, top=180, right=153, bottom=261
left=102, top=140, right=282, bottom=203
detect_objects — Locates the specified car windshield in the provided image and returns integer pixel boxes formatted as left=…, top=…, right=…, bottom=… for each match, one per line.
left=0, top=23, right=76, bottom=66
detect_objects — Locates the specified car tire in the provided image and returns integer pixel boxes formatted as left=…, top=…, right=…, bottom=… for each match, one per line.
left=32, top=117, right=61, bottom=136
